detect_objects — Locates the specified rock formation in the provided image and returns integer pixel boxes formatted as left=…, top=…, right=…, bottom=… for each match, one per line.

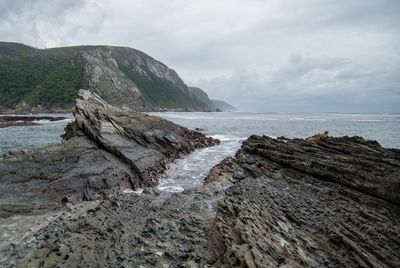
left=207, top=134, right=400, bottom=267
left=1, top=130, right=399, bottom=267
left=0, top=89, right=219, bottom=217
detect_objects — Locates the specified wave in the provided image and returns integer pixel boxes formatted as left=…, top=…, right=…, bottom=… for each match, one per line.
left=33, top=118, right=73, bottom=124
left=151, top=113, right=282, bottom=121
left=33, top=120, right=52, bottom=124
left=163, top=115, right=281, bottom=121
left=210, top=134, right=245, bottom=142
left=157, top=185, right=185, bottom=192
left=289, top=118, right=327, bottom=121
left=351, top=119, right=389, bottom=122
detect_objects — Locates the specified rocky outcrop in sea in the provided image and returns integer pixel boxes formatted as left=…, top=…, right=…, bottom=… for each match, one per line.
left=0, top=89, right=219, bottom=217
left=0, top=116, right=66, bottom=128
left=0, top=93, right=399, bottom=267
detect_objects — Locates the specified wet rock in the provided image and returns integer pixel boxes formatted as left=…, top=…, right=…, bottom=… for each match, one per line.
left=0, top=90, right=219, bottom=215
left=207, top=134, right=400, bottom=267
left=69, top=90, right=219, bottom=187
left=0, top=191, right=220, bottom=267
left=1, top=112, right=399, bottom=267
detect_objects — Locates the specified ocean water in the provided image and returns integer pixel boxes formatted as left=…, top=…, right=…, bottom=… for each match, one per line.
left=1, top=112, right=399, bottom=192
left=0, top=114, right=73, bottom=157
left=150, top=112, right=400, bottom=192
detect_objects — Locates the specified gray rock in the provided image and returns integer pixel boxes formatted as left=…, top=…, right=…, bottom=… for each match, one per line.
left=207, top=134, right=400, bottom=267
left=0, top=90, right=219, bottom=216
left=1, top=110, right=399, bottom=267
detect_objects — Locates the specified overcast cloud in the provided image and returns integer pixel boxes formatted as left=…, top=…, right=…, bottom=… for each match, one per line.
left=0, top=0, right=399, bottom=112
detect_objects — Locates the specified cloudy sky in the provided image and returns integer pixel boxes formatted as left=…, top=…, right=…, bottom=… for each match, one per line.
left=1, top=0, right=399, bottom=112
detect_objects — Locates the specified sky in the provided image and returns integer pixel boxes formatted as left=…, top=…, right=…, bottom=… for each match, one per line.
left=0, top=0, right=399, bottom=112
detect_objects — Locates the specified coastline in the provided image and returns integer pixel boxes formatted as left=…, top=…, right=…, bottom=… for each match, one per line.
left=0, top=91, right=399, bottom=266
left=1, top=131, right=399, bottom=266
left=0, top=115, right=68, bottom=128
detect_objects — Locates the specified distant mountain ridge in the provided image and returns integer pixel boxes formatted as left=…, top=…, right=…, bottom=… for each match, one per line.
left=0, top=42, right=234, bottom=112
left=188, top=87, right=237, bottom=112
left=211, top=99, right=237, bottom=112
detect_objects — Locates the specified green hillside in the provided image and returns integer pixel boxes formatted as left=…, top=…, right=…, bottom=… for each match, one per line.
left=0, top=42, right=233, bottom=112
left=0, top=42, right=86, bottom=108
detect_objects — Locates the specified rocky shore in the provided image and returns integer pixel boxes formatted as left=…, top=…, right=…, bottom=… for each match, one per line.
left=0, top=92, right=399, bottom=267
left=206, top=134, right=400, bottom=267
left=0, top=116, right=67, bottom=128
left=0, top=90, right=219, bottom=218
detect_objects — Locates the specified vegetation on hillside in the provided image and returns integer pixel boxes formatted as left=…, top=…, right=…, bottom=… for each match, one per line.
left=24, top=61, right=86, bottom=108
left=0, top=42, right=85, bottom=108
left=0, top=42, right=233, bottom=111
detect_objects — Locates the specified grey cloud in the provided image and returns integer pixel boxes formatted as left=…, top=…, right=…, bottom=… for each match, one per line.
left=0, top=0, right=104, bottom=47
left=0, top=0, right=39, bottom=17
left=0, top=0, right=399, bottom=112
left=197, top=55, right=400, bottom=112
left=0, top=0, right=85, bottom=21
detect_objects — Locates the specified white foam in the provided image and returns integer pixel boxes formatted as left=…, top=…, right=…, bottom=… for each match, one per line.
left=33, top=118, right=73, bottom=125
left=289, top=117, right=327, bottom=121
left=156, top=133, right=245, bottom=193
left=157, top=185, right=185, bottom=192
left=122, top=188, right=144, bottom=195
left=351, top=119, right=386, bottom=122
left=210, top=134, right=245, bottom=142
left=33, top=120, right=52, bottom=124
left=61, top=118, right=74, bottom=123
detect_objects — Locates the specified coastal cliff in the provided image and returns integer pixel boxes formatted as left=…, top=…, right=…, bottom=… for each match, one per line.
left=0, top=42, right=232, bottom=112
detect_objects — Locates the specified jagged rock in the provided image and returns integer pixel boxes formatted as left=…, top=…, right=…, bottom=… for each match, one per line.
left=1, top=128, right=399, bottom=267
left=0, top=191, right=223, bottom=267
left=0, top=90, right=219, bottom=216
left=207, top=134, right=400, bottom=267
left=69, top=89, right=218, bottom=186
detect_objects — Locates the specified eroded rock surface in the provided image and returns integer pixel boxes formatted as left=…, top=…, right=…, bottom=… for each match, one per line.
left=0, top=106, right=400, bottom=267
left=0, top=190, right=223, bottom=267
left=0, top=90, right=219, bottom=216
left=207, top=134, right=400, bottom=267
left=1, top=115, right=399, bottom=267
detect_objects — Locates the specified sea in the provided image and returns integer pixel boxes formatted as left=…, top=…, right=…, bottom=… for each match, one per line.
left=1, top=112, right=399, bottom=192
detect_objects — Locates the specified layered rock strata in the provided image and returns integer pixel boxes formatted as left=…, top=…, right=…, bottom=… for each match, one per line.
left=0, top=90, right=219, bottom=217
left=1, top=133, right=399, bottom=267
left=207, top=134, right=400, bottom=267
